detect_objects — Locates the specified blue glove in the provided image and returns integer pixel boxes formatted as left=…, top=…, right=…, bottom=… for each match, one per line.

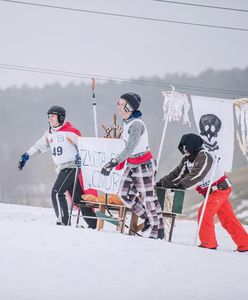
left=101, top=158, right=118, bottom=176
left=75, top=153, right=81, bottom=168
left=18, top=153, right=29, bottom=171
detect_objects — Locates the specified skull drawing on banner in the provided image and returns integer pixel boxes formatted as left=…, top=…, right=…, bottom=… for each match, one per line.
left=199, top=114, right=222, bottom=151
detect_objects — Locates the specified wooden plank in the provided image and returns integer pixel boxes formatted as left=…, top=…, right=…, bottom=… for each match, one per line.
left=97, top=204, right=106, bottom=230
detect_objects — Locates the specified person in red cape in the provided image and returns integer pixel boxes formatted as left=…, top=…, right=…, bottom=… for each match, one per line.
left=18, top=105, right=97, bottom=228
left=101, top=93, right=164, bottom=239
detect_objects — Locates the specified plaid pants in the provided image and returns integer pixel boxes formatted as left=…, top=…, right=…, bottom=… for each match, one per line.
left=118, top=159, right=164, bottom=238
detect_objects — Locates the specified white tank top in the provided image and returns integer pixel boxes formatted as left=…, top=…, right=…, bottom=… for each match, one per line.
left=122, top=118, right=149, bottom=156
left=47, top=131, right=78, bottom=165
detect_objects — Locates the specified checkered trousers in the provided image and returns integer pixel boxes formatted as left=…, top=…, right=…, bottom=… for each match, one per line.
left=118, top=159, right=164, bottom=238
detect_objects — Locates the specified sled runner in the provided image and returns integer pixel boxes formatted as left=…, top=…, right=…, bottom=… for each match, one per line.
left=156, top=187, right=185, bottom=242
left=72, top=188, right=185, bottom=241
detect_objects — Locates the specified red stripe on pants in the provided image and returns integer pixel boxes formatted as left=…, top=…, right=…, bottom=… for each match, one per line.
left=198, top=187, right=248, bottom=250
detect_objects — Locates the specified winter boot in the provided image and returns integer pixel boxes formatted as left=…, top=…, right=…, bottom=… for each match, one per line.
left=141, top=219, right=150, bottom=233
left=198, top=245, right=217, bottom=250
left=157, top=228, right=165, bottom=240
left=236, top=249, right=248, bottom=252
left=56, top=221, right=67, bottom=226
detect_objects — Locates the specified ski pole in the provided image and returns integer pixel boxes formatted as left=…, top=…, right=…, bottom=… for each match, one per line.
left=194, top=157, right=220, bottom=246
left=91, top=78, right=98, bottom=137
left=68, top=167, right=80, bottom=226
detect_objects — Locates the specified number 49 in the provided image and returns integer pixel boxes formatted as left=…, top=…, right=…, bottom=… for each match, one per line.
left=52, top=146, right=63, bottom=156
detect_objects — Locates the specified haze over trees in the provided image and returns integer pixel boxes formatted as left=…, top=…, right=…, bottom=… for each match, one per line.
left=1, top=67, right=248, bottom=218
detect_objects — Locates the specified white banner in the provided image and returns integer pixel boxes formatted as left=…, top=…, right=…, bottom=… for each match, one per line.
left=78, top=137, right=125, bottom=194
left=191, top=96, right=234, bottom=172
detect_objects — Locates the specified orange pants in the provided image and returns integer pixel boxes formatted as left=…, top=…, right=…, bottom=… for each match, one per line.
left=198, top=187, right=248, bottom=250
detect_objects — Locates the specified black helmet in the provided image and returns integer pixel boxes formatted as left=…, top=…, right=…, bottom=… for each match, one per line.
left=120, top=92, right=141, bottom=112
left=47, top=105, right=66, bottom=125
left=178, top=133, right=203, bottom=155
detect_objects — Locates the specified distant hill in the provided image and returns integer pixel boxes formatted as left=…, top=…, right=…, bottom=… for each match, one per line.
left=0, top=67, right=248, bottom=209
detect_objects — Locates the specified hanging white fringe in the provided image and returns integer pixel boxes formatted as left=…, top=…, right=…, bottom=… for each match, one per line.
left=162, top=91, right=191, bottom=126
left=233, top=98, right=248, bottom=161
left=157, top=87, right=191, bottom=168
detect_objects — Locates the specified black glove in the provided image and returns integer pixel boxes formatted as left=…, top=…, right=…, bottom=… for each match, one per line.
left=156, top=178, right=169, bottom=188
left=156, top=179, right=184, bottom=190
left=169, top=183, right=184, bottom=190
left=101, top=158, right=118, bottom=176
left=155, top=181, right=163, bottom=188
left=18, top=153, right=29, bottom=171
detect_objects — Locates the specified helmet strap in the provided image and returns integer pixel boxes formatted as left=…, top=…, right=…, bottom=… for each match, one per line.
left=124, top=102, right=133, bottom=112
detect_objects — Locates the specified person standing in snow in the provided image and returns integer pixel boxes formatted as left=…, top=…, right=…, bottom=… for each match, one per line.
left=101, top=93, right=165, bottom=239
left=157, top=133, right=248, bottom=251
left=18, top=105, right=97, bottom=228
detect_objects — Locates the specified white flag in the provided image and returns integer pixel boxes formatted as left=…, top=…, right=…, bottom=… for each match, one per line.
left=162, top=91, right=191, bottom=126
left=233, top=98, right=248, bottom=162
left=78, top=137, right=125, bottom=194
left=191, top=96, right=234, bottom=172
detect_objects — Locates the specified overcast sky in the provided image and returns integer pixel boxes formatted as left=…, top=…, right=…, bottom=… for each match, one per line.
left=0, top=0, right=248, bottom=88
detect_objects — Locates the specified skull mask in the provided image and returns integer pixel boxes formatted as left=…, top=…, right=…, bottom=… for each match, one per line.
left=199, top=114, right=222, bottom=152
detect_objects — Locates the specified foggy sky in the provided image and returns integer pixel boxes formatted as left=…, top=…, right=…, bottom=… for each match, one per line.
left=0, top=0, right=248, bottom=88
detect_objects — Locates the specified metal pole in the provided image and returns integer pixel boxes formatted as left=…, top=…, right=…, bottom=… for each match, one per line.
left=156, top=85, right=175, bottom=169
left=91, top=78, right=98, bottom=137
left=113, top=114, right=117, bottom=138
left=194, top=157, right=220, bottom=246
left=68, top=167, right=79, bottom=226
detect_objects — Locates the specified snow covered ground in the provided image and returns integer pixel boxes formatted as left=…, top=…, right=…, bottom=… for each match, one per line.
left=0, top=203, right=248, bottom=300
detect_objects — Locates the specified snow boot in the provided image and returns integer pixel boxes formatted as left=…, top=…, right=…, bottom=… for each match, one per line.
left=157, top=228, right=165, bottom=240
left=141, top=219, right=150, bottom=233
left=198, top=245, right=217, bottom=250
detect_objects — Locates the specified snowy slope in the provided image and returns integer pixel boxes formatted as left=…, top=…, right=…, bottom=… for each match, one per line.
left=0, top=203, right=248, bottom=300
